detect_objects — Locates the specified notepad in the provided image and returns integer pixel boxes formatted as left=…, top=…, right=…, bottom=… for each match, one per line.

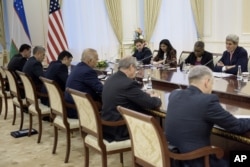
left=234, top=115, right=250, bottom=119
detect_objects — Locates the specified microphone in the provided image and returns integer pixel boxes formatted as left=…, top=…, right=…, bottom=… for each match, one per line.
left=137, top=55, right=153, bottom=64
left=203, top=55, right=218, bottom=66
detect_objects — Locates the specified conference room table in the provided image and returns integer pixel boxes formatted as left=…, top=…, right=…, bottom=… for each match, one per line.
left=133, top=65, right=250, bottom=146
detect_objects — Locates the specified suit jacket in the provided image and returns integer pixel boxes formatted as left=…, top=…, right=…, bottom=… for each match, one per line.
left=214, top=46, right=248, bottom=74
left=132, top=47, right=152, bottom=64
left=185, top=51, right=214, bottom=70
left=45, top=60, right=68, bottom=91
left=64, top=62, right=103, bottom=118
left=8, top=53, right=28, bottom=72
left=101, top=71, right=162, bottom=142
left=22, top=56, right=44, bottom=91
left=165, top=86, right=250, bottom=166
left=40, top=60, right=68, bottom=106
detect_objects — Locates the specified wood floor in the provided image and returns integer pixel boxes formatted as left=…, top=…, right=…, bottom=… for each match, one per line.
left=0, top=99, right=132, bottom=167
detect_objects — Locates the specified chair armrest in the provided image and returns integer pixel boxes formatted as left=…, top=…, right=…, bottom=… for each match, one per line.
left=169, top=145, right=224, bottom=160
left=36, top=91, right=48, bottom=98
left=65, top=102, right=76, bottom=110
left=101, top=119, right=125, bottom=126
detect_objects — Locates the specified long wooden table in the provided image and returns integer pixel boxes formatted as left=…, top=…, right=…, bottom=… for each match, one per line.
left=135, top=66, right=250, bottom=145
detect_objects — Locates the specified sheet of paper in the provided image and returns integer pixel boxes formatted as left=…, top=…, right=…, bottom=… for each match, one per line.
left=213, top=72, right=232, bottom=78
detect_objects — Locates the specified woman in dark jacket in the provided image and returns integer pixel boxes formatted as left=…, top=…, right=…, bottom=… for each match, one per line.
left=152, top=39, right=177, bottom=67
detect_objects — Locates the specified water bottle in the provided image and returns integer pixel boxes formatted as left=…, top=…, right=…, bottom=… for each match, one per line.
left=147, top=73, right=152, bottom=89
left=237, top=65, right=242, bottom=80
left=142, top=78, right=148, bottom=91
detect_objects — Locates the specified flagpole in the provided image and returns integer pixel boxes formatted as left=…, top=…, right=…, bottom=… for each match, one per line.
left=41, top=0, right=46, bottom=48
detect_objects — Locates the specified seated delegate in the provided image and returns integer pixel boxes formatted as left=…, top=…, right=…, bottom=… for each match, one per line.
left=152, top=39, right=177, bottom=68
left=101, top=56, right=161, bottom=142
left=184, top=41, right=214, bottom=70
left=132, top=39, right=152, bottom=65
left=214, top=34, right=248, bottom=75
left=165, top=65, right=250, bottom=167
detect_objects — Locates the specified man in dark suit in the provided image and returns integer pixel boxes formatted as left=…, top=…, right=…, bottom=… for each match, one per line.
left=184, top=41, right=214, bottom=70
left=8, top=44, right=31, bottom=73
left=22, top=46, right=46, bottom=92
left=7, top=44, right=31, bottom=94
left=214, top=34, right=248, bottom=75
left=165, top=65, right=250, bottom=167
left=101, top=56, right=162, bottom=142
left=64, top=48, right=103, bottom=119
left=41, top=50, right=73, bottom=106
left=132, top=39, right=152, bottom=64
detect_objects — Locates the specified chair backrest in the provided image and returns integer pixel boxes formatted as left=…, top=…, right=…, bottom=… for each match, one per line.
left=117, top=106, right=170, bottom=167
left=40, top=77, right=66, bottom=119
left=178, top=51, right=192, bottom=65
left=0, top=72, right=6, bottom=96
left=67, top=88, right=102, bottom=139
left=16, top=71, right=37, bottom=105
left=152, top=50, right=159, bottom=58
left=0, top=66, right=6, bottom=79
left=213, top=53, right=222, bottom=66
left=4, top=69, right=19, bottom=98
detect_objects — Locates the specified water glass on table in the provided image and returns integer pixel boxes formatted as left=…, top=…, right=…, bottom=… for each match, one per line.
left=242, top=72, right=249, bottom=82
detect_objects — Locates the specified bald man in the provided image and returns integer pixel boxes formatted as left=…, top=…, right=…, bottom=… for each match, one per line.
left=64, top=48, right=103, bottom=118
left=165, top=65, right=250, bottom=167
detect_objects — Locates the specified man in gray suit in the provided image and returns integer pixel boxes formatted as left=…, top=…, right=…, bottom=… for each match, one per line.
left=165, top=65, right=250, bottom=167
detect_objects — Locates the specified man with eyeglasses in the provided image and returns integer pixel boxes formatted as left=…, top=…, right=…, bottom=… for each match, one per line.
left=101, top=56, right=161, bottom=142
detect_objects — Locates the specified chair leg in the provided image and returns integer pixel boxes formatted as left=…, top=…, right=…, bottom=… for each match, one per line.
left=28, top=113, right=33, bottom=137
left=64, top=129, right=71, bottom=163
left=19, top=107, right=24, bottom=130
left=12, top=105, right=16, bottom=125
left=37, top=115, right=43, bottom=143
left=120, top=152, right=124, bottom=164
left=52, top=126, right=58, bottom=154
left=84, top=146, right=89, bottom=167
left=4, top=96, right=8, bottom=120
left=101, top=153, right=108, bottom=167
left=0, top=97, right=2, bottom=115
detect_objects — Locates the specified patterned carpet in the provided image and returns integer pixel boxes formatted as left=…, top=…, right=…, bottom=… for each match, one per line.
left=0, top=99, right=132, bottom=167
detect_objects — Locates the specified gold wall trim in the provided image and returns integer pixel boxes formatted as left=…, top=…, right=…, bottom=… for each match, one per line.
left=242, top=0, right=250, bottom=33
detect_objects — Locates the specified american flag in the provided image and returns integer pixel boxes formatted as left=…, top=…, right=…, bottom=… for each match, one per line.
left=47, top=0, right=68, bottom=62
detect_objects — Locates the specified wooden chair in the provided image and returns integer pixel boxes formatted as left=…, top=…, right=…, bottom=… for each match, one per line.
left=178, top=51, right=192, bottom=65
left=0, top=66, right=8, bottom=87
left=4, top=69, right=28, bottom=130
left=152, top=49, right=159, bottom=58
left=0, top=68, right=12, bottom=119
left=213, top=53, right=222, bottom=66
left=117, top=106, right=224, bottom=167
left=40, top=77, right=79, bottom=163
left=67, top=88, right=131, bottom=167
left=16, top=71, right=51, bottom=143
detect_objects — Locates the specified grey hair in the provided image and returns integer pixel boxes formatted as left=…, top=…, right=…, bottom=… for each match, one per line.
left=81, top=48, right=97, bottom=62
left=226, top=34, right=239, bottom=45
left=188, top=65, right=213, bottom=84
left=118, top=56, right=137, bottom=70
left=33, top=46, right=45, bottom=55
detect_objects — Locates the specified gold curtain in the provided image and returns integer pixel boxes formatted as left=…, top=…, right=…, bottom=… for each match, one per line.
left=190, top=0, right=204, bottom=40
left=105, top=0, right=123, bottom=57
left=144, top=0, right=162, bottom=42
left=0, top=0, right=7, bottom=65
